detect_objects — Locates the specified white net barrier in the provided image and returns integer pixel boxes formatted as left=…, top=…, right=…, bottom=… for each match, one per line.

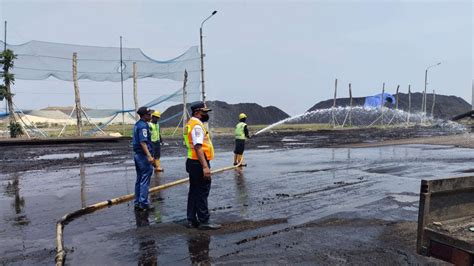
left=0, top=40, right=201, bottom=105
left=0, top=40, right=201, bottom=135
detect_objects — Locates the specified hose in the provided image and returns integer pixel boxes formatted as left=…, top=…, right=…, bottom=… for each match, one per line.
left=55, top=162, right=242, bottom=265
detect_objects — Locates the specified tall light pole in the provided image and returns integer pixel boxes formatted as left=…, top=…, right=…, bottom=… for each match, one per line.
left=200, top=10, right=217, bottom=104
left=423, top=62, right=441, bottom=113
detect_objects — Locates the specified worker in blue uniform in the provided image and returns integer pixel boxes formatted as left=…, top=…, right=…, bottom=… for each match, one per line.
left=132, top=106, right=155, bottom=211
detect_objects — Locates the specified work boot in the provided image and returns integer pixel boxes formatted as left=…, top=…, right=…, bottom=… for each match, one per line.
left=236, top=155, right=247, bottom=167
left=235, top=154, right=241, bottom=165
left=136, top=204, right=155, bottom=212
left=186, top=221, right=200, bottom=229
left=154, top=159, right=164, bottom=172
left=198, top=222, right=222, bottom=230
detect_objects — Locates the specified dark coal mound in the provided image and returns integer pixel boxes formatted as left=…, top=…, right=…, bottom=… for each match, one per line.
left=307, top=92, right=471, bottom=120
left=160, top=101, right=289, bottom=128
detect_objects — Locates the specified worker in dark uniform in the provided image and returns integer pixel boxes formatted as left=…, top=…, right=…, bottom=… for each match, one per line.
left=233, top=113, right=251, bottom=166
left=183, top=102, right=221, bottom=230
left=149, top=110, right=164, bottom=172
left=132, top=106, right=155, bottom=211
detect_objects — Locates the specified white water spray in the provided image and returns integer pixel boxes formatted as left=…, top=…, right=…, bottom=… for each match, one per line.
left=254, top=106, right=467, bottom=136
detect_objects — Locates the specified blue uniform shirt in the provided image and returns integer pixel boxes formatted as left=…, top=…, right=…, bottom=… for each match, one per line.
left=132, top=119, right=153, bottom=155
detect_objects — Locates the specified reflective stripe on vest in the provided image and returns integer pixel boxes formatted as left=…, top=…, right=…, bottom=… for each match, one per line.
left=235, top=122, right=247, bottom=140
left=183, top=118, right=215, bottom=160
left=149, top=123, right=160, bottom=142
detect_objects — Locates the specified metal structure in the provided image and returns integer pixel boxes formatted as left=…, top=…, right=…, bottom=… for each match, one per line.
left=423, top=62, right=441, bottom=113
left=199, top=10, right=217, bottom=103
left=119, top=36, right=125, bottom=134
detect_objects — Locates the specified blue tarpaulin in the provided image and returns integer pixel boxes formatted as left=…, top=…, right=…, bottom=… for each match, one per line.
left=364, top=93, right=396, bottom=108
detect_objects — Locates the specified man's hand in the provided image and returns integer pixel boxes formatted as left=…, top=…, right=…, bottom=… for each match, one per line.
left=203, top=167, right=211, bottom=180
left=195, top=144, right=211, bottom=180
left=141, top=142, right=154, bottom=165
left=147, top=155, right=154, bottom=165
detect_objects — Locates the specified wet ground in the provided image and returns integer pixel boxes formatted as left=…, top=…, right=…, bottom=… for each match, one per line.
left=0, top=128, right=472, bottom=265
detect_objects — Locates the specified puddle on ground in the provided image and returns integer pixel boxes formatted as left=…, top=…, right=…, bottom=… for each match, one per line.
left=35, top=151, right=112, bottom=160
left=0, top=143, right=472, bottom=265
left=284, top=143, right=312, bottom=146
left=281, top=138, right=300, bottom=142
left=389, top=194, right=419, bottom=203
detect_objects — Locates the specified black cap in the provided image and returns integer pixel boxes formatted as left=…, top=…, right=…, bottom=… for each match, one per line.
left=190, top=102, right=212, bottom=114
left=137, top=106, right=153, bottom=116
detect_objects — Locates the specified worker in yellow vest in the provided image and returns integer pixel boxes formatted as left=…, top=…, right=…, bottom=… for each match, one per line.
left=149, top=110, right=164, bottom=172
left=183, top=102, right=221, bottom=230
left=234, top=113, right=251, bottom=166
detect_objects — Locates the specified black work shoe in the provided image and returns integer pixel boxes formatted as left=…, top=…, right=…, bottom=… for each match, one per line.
left=137, top=204, right=155, bottom=212
left=186, top=221, right=199, bottom=229
left=198, top=222, right=222, bottom=230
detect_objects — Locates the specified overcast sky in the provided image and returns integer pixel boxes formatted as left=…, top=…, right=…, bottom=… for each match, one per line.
left=1, top=0, right=472, bottom=115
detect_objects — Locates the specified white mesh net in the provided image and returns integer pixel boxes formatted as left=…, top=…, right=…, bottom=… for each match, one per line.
left=0, top=40, right=201, bottom=136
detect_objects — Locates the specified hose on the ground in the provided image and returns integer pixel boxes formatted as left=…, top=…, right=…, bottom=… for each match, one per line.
left=55, top=162, right=243, bottom=265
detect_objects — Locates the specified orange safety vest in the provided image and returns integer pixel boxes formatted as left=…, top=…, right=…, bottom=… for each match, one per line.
left=184, top=118, right=215, bottom=160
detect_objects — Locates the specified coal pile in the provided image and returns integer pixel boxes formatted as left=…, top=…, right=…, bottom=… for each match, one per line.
left=160, top=101, right=289, bottom=127
left=307, top=92, right=471, bottom=120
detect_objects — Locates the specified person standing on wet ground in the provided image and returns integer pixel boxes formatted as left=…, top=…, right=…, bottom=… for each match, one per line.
left=132, top=106, right=155, bottom=212
left=149, top=110, right=164, bottom=172
left=234, top=113, right=251, bottom=166
left=184, top=102, right=221, bottom=230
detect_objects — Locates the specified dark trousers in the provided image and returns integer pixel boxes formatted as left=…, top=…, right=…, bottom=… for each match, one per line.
left=186, top=159, right=211, bottom=224
left=134, top=153, right=153, bottom=207
left=152, top=141, right=161, bottom=159
left=234, top=139, right=245, bottom=155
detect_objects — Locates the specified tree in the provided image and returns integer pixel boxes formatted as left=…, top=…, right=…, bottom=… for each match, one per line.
left=0, top=49, right=22, bottom=138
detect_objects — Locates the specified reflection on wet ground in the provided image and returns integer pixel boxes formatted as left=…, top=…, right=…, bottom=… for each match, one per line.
left=0, top=144, right=472, bottom=264
left=134, top=211, right=158, bottom=265
left=35, top=150, right=112, bottom=160
left=188, top=233, right=211, bottom=265
left=4, top=173, right=30, bottom=226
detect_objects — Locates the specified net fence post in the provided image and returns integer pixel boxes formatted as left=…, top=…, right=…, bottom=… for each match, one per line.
left=72, top=52, right=83, bottom=137
left=133, top=62, right=139, bottom=121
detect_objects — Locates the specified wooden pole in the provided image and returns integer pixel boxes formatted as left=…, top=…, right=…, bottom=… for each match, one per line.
left=422, top=68, right=427, bottom=113
left=431, top=90, right=436, bottom=117
left=182, top=70, right=188, bottom=134
left=132, top=62, right=139, bottom=121
left=332, top=78, right=337, bottom=127
left=72, top=53, right=83, bottom=137
left=407, top=84, right=411, bottom=125
left=395, top=85, right=400, bottom=110
left=381, top=82, right=385, bottom=126
left=349, top=83, right=353, bottom=127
